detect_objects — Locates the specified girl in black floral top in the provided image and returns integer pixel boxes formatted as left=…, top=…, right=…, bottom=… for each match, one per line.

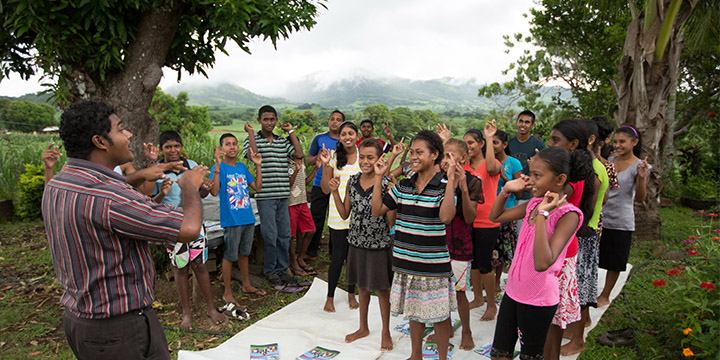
left=328, top=138, right=396, bottom=351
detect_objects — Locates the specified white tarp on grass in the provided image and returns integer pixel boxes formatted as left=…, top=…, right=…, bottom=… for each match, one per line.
left=179, top=266, right=630, bottom=360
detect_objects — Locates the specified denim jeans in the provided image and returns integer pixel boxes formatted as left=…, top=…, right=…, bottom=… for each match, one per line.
left=256, top=198, right=291, bottom=276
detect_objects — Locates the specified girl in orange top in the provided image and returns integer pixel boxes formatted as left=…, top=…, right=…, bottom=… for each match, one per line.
left=463, top=120, right=503, bottom=321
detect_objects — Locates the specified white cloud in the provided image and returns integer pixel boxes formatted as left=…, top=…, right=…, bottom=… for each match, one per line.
left=0, top=0, right=537, bottom=97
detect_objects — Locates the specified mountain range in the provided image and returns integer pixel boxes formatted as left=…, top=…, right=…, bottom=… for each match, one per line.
left=165, top=71, right=573, bottom=111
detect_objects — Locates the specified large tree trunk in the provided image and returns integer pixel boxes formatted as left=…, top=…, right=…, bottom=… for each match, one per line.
left=60, top=1, right=183, bottom=167
left=615, top=0, right=691, bottom=242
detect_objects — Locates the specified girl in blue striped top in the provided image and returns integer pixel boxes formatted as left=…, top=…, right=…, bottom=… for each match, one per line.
left=371, top=130, right=458, bottom=360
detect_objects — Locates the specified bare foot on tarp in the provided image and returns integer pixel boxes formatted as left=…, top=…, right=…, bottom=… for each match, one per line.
left=381, top=330, right=393, bottom=351
left=345, top=328, right=369, bottom=343
left=469, top=298, right=484, bottom=309
left=459, top=330, right=475, bottom=350
left=324, top=297, right=335, bottom=313
left=480, top=304, right=497, bottom=321
left=597, top=295, right=610, bottom=308
left=348, top=294, right=359, bottom=310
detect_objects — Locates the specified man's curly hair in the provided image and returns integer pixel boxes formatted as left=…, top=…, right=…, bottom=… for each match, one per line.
left=59, top=101, right=116, bottom=160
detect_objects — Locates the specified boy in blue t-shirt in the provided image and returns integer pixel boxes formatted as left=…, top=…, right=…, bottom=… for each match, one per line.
left=210, top=132, right=266, bottom=305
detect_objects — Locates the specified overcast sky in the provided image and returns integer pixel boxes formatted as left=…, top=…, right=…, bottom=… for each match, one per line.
left=0, top=0, right=537, bottom=97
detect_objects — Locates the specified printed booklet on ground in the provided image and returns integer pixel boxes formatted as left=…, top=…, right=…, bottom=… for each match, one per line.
left=474, top=343, right=519, bottom=358
left=394, top=316, right=461, bottom=337
left=250, top=343, right=279, bottom=360
left=422, top=341, right=454, bottom=359
left=296, top=346, right=340, bottom=360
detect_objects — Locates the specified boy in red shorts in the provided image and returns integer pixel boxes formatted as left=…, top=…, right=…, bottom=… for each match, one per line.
left=288, top=157, right=317, bottom=275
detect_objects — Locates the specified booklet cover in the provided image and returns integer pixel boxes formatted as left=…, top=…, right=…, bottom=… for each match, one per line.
left=422, top=341, right=454, bottom=359
left=250, top=343, right=279, bottom=360
left=394, top=315, right=460, bottom=337
left=296, top=346, right=340, bottom=360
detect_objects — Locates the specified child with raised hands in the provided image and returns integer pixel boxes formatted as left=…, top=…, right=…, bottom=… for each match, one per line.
left=463, top=120, right=502, bottom=321
left=327, top=138, right=395, bottom=351
left=210, top=131, right=266, bottom=312
left=487, top=147, right=584, bottom=360
left=372, top=130, right=457, bottom=360
left=430, top=138, right=484, bottom=351
left=319, top=121, right=363, bottom=312
left=597, top=125, right=650, bottom=308
left=151, top=130, right=224, bottom=329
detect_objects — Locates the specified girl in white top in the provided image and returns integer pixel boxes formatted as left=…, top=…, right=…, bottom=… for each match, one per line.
left=319, top=121, right=362, bottom=312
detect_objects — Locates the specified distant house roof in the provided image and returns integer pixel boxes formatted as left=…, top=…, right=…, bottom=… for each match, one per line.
left=42, top=126, right=59, bottom=132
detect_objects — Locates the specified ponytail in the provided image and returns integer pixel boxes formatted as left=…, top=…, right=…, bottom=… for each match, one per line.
left=335, top=121, right=358, bottom=169
left=570, top=148, right=596, bottom=233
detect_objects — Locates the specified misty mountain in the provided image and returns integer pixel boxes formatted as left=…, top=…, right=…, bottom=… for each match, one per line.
left=163, top=83, right=289, bottom=108
left=163, top=71, right=573, bottom=111
left=278, top=72, right=489, bottom=110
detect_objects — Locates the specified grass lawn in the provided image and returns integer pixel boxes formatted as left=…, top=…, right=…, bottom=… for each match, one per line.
left=0, top=205, right=716, bottom=359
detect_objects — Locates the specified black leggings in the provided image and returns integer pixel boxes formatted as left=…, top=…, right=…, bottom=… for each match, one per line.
left=327, top=228, right=355, bottom=298
left=308, top=186, right=330, bottom=257
left=491, top=294, right=557, bottom=359
left=472, top=227, right=500, bottom=274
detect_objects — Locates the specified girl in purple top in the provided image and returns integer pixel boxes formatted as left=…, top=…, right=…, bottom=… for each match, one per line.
left=487, top=147, right=584, bottom=359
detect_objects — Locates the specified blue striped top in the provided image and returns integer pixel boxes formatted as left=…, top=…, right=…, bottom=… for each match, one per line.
left=383, top=171, right=452, bottom=277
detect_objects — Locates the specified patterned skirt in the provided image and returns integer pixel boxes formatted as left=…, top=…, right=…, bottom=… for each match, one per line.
left=551, top=255, right=581, bottom=329
left=390, top=273, right=457, bottom=324
left=577, top=234, right=599, bottom=308
left=493, top=221, right=517, bottom=267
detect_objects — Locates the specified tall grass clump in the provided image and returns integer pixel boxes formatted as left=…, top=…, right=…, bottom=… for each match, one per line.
left=0, top=133, right=62, bottom=201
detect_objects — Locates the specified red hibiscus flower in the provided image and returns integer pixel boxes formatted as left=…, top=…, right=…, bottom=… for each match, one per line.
left=653, top=280, right=667, bottom=288
left=687, top=250, right=700, bottom=256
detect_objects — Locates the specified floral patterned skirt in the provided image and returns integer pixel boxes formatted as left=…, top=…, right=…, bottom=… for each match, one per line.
left=551, top=255, right=581, bottom=329
left=577, top=234, right=599, bottom=308
left=493, top=221, right=517, bottom=268
left=390, top=273, right=457, bottom=324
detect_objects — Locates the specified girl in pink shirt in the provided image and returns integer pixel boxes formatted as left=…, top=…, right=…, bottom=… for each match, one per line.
left=487, top=147, right=583, bottom=359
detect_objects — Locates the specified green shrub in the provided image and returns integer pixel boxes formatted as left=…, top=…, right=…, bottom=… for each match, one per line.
left=15, top=164, right=45, bottom=220
left=680, top=171, right=720, bottom=202
left=0, top=133, right=62, bottom=201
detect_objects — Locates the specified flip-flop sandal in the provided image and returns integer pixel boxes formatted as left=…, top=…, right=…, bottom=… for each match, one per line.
left=274, top=285, right=305, bottom=293
left=291, top=267, right=308, bottom=276
left=297, top=280, right=312, bottom=287
left=218, top=302, right=251, bottom=321
left=299, top=264, right=317, bottom=274
left=243, top=288, right=267, bottom=296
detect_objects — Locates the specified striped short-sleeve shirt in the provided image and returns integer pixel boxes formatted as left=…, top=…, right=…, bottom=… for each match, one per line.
left=243, top=133, right=295, bottom=199
left=42, top=158, right=184, bottom=319
left=382, top=171, right=452, bottom=277
left=327, top=151, right=361, bottom=230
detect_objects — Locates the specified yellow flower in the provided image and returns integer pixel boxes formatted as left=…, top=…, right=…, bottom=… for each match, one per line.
left=683, top=328, right=692, bottom=335
left=683, top=348, right=694, bottom=357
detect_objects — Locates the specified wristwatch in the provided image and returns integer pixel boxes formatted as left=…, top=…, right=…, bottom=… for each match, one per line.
left=536, top=210, right=550, bottom=218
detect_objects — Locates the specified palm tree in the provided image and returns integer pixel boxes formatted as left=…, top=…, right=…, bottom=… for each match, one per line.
left=612, top=0, right=719, bottom=241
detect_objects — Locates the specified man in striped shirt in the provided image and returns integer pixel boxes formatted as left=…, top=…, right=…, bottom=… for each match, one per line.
left=243, top=105, right=304, bottom=285
left=42, top=101, right=207, bottom=360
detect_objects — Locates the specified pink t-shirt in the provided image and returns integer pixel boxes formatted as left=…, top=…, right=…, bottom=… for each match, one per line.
left=505, top=197, right=583, bottom=306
